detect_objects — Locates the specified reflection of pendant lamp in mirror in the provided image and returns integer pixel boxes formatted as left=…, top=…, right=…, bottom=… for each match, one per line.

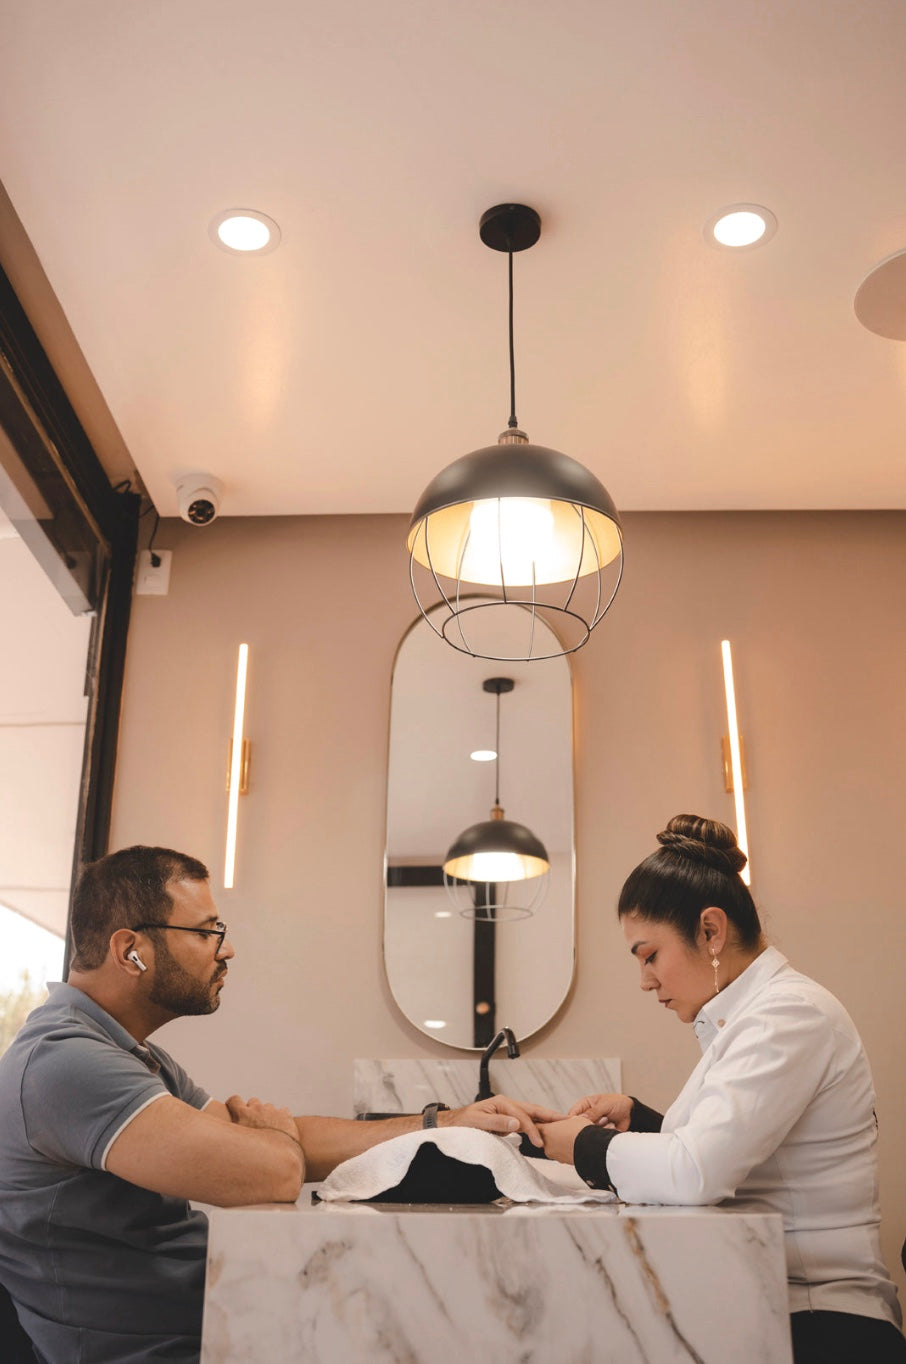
left=408, top=203, right=623, bottom=662
left=443, top=677, right=550, bottom=921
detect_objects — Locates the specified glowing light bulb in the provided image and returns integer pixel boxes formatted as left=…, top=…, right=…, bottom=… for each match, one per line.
left=707, top=205, right=777, bottom=250
left=465, top=851, right=542, bottom=882
left=218, top=216, right=271, bottom=251
left=713, top=211, right=765, bottom=246
left=461, top=498, right=555, bottom=586
left=210, top=209, right=281, bottom=255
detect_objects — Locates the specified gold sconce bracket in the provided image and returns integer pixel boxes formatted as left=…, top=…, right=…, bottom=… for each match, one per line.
left=721, top=735, right=747, bottom=793
left=226, top=738, right=251, bottom=794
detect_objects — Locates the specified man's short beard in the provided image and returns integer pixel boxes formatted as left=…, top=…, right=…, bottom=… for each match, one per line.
left=148, top=941, right=223, bottom=1016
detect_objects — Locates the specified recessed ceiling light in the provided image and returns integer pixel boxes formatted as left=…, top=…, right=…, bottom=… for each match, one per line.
left=210, top=209, right=281, bottom=255
left=424, top=1019, right=447, bottom=1029
left=470, top=749, right=497, bottom=762
left=434, top=910, right=453, bottom=919
left=706, top=204, right=777, bottom=250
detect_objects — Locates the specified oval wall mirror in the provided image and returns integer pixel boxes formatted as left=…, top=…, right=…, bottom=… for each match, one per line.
left=384, top=601, right=575, bottom=1050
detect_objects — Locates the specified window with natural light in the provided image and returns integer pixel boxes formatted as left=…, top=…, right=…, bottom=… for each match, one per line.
left=0, top=902, right=64, bottom=1055
left=1, top=509, right=91, bottom=1057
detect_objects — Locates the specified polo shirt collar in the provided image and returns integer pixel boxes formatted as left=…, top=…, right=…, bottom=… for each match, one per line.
left=691, top=945, right=788, bottom=1053
left=45, top=982, right=156, bottom=1066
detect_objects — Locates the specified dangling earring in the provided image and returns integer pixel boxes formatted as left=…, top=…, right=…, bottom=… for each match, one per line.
left=710, top=949, right=720, bottom=995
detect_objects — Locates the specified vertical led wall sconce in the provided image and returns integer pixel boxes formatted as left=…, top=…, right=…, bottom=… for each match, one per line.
left=720, top=640, right=751, bottom=885
left=224, top=643, right=250, bottom=889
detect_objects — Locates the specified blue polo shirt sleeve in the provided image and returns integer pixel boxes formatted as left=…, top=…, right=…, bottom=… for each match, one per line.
left=150, top=1045, right=211, bottom=1113
left=21, top=1035, right=176, bottom=1171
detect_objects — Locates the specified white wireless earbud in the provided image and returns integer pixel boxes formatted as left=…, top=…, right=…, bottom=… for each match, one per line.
left=128, top=950, right=147, bottom=973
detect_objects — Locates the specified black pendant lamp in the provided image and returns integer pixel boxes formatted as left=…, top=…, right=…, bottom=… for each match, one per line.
left=443, top=677, right=549, bottom=921
left=408, top=204, right=623, bottom=662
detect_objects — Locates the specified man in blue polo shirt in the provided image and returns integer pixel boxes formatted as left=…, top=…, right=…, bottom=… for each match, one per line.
left=0, top=846, right=550, bottom=1362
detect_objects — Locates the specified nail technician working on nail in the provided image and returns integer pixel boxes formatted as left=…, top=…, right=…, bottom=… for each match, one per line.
left=0, top=846, right=556, bottom=1364
left=540, top=814, right=905, bottom=1364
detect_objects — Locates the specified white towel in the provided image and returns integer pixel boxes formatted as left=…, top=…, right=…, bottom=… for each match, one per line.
left=317, top=1128, right=617, bottom=1204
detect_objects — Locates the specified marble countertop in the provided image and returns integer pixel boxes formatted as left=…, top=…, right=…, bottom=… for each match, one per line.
left=214, top=1186, right=761, bottom=1219
left=201, top=1187, right=792, bottom=1362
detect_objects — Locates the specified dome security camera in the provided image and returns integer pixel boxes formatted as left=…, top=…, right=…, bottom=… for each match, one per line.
left=176, top=474, right=222, bottom=526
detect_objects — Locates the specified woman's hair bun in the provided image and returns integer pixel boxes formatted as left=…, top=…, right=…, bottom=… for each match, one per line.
left=656, top=814, right=748, bottom=876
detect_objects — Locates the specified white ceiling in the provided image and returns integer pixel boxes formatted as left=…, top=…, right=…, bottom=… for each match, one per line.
left=1, top=0, right=905, bottom=520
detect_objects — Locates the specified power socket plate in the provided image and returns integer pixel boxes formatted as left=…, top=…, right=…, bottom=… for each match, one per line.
left=135, top=549, right=173, bottom=596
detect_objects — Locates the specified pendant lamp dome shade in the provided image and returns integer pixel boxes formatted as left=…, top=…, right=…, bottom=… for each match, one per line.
left=443, top=810, right=550, bottom=884
left=442, top=677, right=550, bottom=921
left=408, top=205, right=624, bottom=662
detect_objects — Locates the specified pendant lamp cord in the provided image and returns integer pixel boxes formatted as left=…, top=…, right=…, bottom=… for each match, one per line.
left=507, top=247, right=518, bottom=429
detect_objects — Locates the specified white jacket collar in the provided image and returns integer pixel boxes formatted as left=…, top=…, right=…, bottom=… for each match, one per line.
left=692, top=944, right=787, bottom=1052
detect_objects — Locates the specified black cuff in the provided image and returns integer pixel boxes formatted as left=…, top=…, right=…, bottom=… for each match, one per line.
left=573, top=1124, right=619, bottom=1191
left=627, top=1098, right=664, bottom=1133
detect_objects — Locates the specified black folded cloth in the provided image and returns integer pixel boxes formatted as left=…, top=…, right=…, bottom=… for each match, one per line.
left=366, top=1140, right=503, bottom=1204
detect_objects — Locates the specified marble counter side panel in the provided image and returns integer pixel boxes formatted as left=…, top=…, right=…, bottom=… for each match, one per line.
left=202, top=1202, right=791, bottom=1364
left=354, top=1057, right=621, bottom=1114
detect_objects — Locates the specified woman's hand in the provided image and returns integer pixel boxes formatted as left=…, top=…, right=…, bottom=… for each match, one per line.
left=443, top=1095, right=566, bottom=1148
left=568, top=1092, right=634, bottom=1131
left=539, top=1115, right=592, bottom=1164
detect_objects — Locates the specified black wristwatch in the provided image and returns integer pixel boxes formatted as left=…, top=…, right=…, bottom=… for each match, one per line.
left=421, top=1102, right=450, bottom=1128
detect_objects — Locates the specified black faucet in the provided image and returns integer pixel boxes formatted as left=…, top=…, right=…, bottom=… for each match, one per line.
left=475, top=1027, right=519, bottom=1101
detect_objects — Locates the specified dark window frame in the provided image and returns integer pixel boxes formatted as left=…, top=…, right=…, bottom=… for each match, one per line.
left=0, top=263, right=140, bottom=957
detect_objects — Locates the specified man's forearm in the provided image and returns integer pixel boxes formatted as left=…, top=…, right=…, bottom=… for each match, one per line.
left=105, top=1095, right=305, bottom=1207
left=296, top=1097, right=553, bottom=1179
left=294, top=1113, right=424, bottom=1181
left=210, top=1125, right=305, bottom=1205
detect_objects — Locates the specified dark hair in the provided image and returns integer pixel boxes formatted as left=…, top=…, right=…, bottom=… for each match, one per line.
left=617, top=814, right=761, bottom=949
left=70, top=846, right=209, bottom=970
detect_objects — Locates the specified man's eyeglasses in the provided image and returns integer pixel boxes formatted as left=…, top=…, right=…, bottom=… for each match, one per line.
left=132, top=921, right=228, bottom=956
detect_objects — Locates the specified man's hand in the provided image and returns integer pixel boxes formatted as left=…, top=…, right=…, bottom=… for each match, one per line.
left=539, top=1114, right=592, bottom=1164
left=226, top=1094, right=301, bottom=1146
left=568, top=1092, right=634, bottom=1131
left=440, top=1095, right=566, bottom=1148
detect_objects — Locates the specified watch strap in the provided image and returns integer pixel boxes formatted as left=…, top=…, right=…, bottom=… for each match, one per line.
left=421, top=1102, right=450, bottom=1129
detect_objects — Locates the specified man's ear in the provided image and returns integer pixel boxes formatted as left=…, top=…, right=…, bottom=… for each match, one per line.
left=110, top=928, right=147, bottom=975
left=699, top=906, right=728, bottom=953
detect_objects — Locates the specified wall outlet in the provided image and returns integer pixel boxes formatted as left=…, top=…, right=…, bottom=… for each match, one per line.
left=135, top=549, right=173, bottom=596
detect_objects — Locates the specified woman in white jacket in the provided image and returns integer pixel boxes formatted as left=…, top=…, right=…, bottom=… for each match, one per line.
left=541, top=814, right=905, bottom=1364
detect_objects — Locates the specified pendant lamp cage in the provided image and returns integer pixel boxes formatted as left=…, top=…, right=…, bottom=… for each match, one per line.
left=408, top=204, right=624, bottom=663
left=443, top=677, right=550, bottom=922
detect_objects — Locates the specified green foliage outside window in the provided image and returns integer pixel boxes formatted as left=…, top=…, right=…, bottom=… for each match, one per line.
left=0, top=971, right=47, bottom=1055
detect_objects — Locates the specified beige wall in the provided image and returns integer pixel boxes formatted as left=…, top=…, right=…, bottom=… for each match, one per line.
left=110, top=509, right=906, bottom=1293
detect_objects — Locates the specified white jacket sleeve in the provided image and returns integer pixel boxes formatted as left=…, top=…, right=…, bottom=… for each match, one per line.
left=606, top=995, right=838, bottom=1205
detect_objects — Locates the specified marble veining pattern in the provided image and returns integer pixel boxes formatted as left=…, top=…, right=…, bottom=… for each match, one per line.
left=201, top=1198, right=791, bottom=1363
left=354, top=1057, right=622, bottom=1115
